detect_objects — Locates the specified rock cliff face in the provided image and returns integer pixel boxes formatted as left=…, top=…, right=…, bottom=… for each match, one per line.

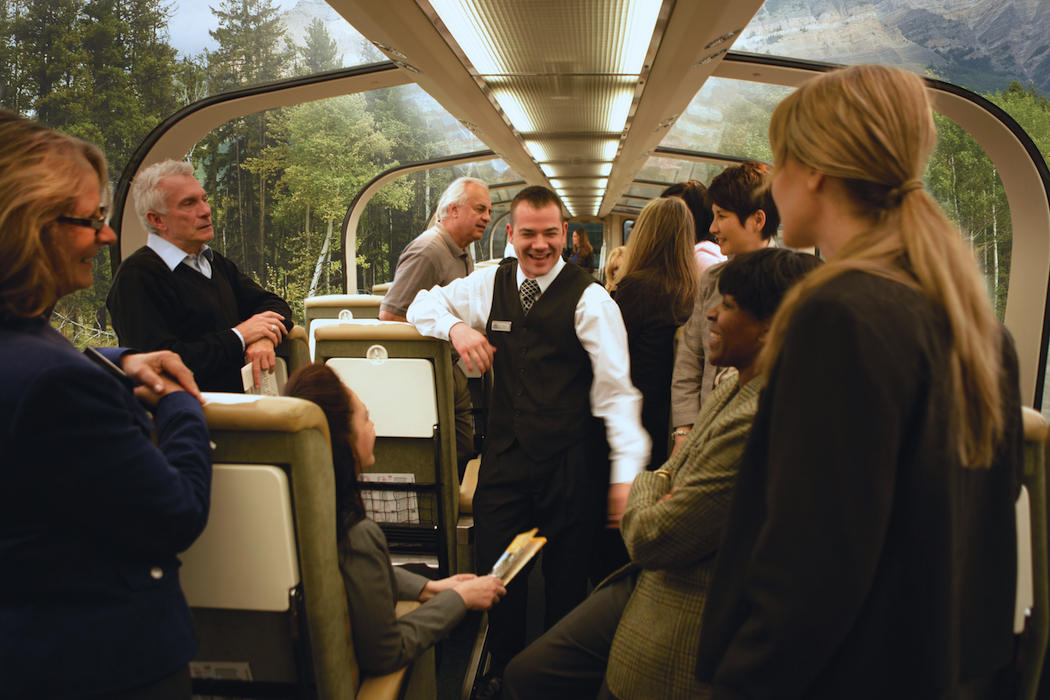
left=733, top=0, right=1050, bottom=93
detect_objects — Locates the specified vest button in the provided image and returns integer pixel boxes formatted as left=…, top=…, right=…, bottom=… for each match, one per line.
left=518, top=369, right=524, bottom=375
left=520, top=347, right=528, bottom=354
left=523, top=327, right=528, bottom=333
left=516, top=390, right=523, bottom=396
left=515, top=411, right=521, bottom=417
left=150, top=567, right=163, bottom=580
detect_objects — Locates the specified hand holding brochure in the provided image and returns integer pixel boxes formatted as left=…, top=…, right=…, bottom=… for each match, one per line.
left=487, top=528, right=546, bottom=585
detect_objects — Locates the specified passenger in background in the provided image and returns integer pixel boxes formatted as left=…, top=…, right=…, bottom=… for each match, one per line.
left=0, top=111, right=211, bottom=700
left=669, top=162, right=779, bottom=458
left=661, top=180, right=724, bottom=276
left=107, top=160, right=293, bottom=392
left=379, top=177, right=491, bottom=323
left=283, top=363, right=505, bottom=676
left=695, top=65, right=1023, bottom=700
left=378, top=177, right=492, bottom=473
left=568, top=228, right=595, bottom=272
left=504, top=249, right=822, bottom=700
left=614, top=197, right=699, bottom=469
left=408, top=186, right=649, bottom=700
left=604, top=245, right=626, bottom=295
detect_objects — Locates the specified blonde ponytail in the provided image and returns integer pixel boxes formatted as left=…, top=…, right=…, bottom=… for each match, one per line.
left=761, top=66, right=1004, bottom=467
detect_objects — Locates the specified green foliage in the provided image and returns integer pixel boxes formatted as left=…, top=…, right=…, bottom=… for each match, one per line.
left=6, top=1, right=1047, bottom=343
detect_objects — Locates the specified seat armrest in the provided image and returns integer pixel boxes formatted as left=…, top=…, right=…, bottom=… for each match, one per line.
left=460, top=457, right=481, bottom=514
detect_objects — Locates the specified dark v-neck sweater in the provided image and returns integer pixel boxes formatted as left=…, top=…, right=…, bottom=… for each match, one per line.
left=107, top=246, right=292, bottom=392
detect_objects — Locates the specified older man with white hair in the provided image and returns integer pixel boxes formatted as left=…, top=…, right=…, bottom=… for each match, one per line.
left=379, top=177, right=492, bottom=473
left=108, top=160, right=293, bottom=393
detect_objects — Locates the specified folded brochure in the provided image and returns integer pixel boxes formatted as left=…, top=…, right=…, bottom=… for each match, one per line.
left=487, top=528, right=546, bottom=585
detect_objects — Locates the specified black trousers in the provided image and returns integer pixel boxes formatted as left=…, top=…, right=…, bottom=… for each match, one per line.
left=91, top=664, right=190, bottom=700
left=503, top=573, right=635, bottom=700
left=473, top=439, right=605, bottom=672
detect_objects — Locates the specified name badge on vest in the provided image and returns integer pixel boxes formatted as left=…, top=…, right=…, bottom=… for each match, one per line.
left=491, top=320, right=512, bottom=332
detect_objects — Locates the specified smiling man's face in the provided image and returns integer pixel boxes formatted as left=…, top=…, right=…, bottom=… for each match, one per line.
left=508, top=202, right=566, bottom=279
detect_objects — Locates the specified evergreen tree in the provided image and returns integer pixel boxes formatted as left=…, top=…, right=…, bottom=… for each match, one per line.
left=202, top=0, right=292, bottom=284
left=296, top=17, right=341, bottom=76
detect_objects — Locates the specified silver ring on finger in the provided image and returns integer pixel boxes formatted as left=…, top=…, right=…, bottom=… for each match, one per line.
left=271, top=324, right=277, bottom=333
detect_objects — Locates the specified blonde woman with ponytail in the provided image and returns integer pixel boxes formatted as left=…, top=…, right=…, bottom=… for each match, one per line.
left=695, top=65, right=1023, bottom=700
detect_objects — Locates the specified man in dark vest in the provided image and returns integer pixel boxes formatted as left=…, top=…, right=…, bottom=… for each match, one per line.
left=408, top=186, right=649, bottom=699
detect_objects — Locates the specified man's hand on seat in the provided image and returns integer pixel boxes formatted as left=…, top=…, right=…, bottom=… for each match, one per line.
left=245, top=338, right=276, bottom=389
left=449, top=322, right=495, bottom=373
left=121, top=350, right=205, bottom=406
left=236, top=311, right=287, bottom=346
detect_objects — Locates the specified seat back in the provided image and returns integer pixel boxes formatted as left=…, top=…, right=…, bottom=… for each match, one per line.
left=315, top=321, right=459, bottom=576
left=306, top=294, right=385, bottom=326
left=180, top=464, right=298, bottom=612
left=186, top=393, right=357, bottom=699
left=1019, top=407, right=1049, bottom=700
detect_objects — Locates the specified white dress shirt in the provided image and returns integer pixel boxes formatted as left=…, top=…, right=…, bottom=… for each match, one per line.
left=408, top=257, right=650, bottom=483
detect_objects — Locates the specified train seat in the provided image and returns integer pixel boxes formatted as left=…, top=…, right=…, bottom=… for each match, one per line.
left=1019, top=407, right=1049, bottom=700
left=274, top=324, right=311, bottom=381
left=180, top=392, right=431, bottom=700
left=306, top=294, right=385, bottom=325
left=315, top=321, right=463, bottom=576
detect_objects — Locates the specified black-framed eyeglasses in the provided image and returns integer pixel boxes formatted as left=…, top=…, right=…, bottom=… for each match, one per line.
left=57, top=215, right=109, bottom=230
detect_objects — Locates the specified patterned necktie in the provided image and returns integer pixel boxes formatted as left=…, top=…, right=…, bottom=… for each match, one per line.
left=520, top=278, right=540, bottom=316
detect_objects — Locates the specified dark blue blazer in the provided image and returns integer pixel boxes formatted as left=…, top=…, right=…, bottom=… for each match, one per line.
left=0, top=317, right=212, bottom=699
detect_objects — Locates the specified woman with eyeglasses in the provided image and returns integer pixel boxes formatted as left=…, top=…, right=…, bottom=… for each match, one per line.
left=0, top=109, right=212, bottom=700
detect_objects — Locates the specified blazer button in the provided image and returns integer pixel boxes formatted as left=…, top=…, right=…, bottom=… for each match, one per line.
left=514, top=411, right=521, bottom=417
left=520, top=347, right=528, bottom=354
left=150, top=567, right=164, bottom=580
left=518, top=369, right=524, bottom=375
left=516, top=390, right=523, bottom=396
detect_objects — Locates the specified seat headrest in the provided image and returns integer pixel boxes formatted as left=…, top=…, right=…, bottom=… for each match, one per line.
left=314, top=321, right=429, bottom=342
left=305, top=294, right=384, bottom=308
left=202, top=394, right=331, bottom=450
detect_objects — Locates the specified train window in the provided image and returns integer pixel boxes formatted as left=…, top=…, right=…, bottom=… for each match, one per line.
left=735, top=3, right=1048, bottom=102
left=171, top=1, right=386, bottom=97
left=660, top=78, right=793, bottom=163
left=354, top=160, right=520, bottom=293
left=623, top=219, right=635, bottom=245
left=179, top=84, right=495, bottom=317
left=647, top=73, right=1020, bottom=322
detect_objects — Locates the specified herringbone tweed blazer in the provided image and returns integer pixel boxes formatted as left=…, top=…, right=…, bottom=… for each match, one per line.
left=605, top=374, right=765, bottom=700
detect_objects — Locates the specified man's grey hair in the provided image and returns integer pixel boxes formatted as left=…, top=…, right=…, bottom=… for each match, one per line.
left=435, top=177, right=489, bottom=222
left=132, top=160, right=196, bottom=235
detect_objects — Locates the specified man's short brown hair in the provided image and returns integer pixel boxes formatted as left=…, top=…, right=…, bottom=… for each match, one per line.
left=509, top=186, right=565, bottom=226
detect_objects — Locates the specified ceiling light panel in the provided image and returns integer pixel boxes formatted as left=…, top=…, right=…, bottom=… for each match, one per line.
left=540, top=163, right=613, bottom=178
left=551, top=178, right=608, bottom=190
left=429, top=0, right=662, bottom=75
left=527, top=137, right=620, bottom=162
left=488, top=77, right=636, bottom=133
